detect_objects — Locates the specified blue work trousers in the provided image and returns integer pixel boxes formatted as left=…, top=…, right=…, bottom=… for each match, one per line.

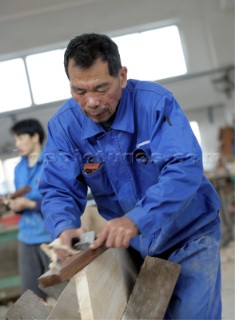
left=18, top=242, right=50, bottom=300
left=164, top=226, right=221, bottom=319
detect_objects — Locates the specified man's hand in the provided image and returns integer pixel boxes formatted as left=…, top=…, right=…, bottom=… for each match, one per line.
left=56, top=227, right=87, bottom=260
left=8, top=197, right=36, bottom=211
left=59, top=227, right=87, bottom=247
left=90, top=216, right=138, bottom=249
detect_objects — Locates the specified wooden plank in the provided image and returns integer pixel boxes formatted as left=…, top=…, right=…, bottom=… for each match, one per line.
left=39, top=281, right=68, bottom=300
left=75, top=248, right=139, bottom=320
left=38, top=205, right=106, bottom=289
left=122, top=256, right=181, bottom=320
left=38, top=246, right=106, bottom=288
left=46, top=248, right=139, bottom=320
left=47, top=278, right=81, bottom=320
left=5, top=289, right=52, bottom=320
left=81, top=205, right=106, bottom=234
left=10, top=185, right=31, bottom=199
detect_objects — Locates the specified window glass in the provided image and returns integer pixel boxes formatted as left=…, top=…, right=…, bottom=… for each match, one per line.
left=0, top=160, right=6, bottom=195
left=0, top=59, right=32, bottom=113
left=26, top=49, right=71, bottom=104
left=2, top=157, right=20, bottom=193
left=113, top=25, right=187, bottom=81
left=190, top=121, right=201, bottom=145
left=0, top=25, right=187, bottom=112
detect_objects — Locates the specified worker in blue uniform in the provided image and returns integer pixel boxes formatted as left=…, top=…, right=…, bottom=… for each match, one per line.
left=39, top=33, right=222, bottom=319
left=9, top=119, right=51, bottom=300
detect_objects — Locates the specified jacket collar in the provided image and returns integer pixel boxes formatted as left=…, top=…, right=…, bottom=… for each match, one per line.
left=21, top=149, right=44, bottom=167
left=80, top=85, right=134, bottom=140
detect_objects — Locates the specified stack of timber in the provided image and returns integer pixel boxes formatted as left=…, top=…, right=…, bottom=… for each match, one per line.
left=6, top=247, right=180, bottom=320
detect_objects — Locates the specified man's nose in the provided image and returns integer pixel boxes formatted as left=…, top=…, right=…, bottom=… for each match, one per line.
left=86, top=95, right=99, bottom=108
left=15, top=140, right=20, bottom=148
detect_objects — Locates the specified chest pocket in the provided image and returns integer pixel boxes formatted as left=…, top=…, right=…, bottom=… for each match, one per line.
left=80, top=161, right=115, bottom=197
left=131, top=146, right=160, bottom=195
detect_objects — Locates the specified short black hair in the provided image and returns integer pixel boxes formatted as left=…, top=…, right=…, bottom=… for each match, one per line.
left=64, top=33, right=122, bottom=78
left=10, top=119, right=45, bottom=145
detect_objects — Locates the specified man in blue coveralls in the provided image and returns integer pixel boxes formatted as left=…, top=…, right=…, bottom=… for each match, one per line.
left=39, top=33, right=222, bottom=319
left=9, top=119, right=51, bottom=300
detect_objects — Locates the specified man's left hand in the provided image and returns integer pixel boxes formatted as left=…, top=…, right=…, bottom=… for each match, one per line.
left=8, top=197, right=36, bottom=211
left=90, top=216, right=138, bottom=249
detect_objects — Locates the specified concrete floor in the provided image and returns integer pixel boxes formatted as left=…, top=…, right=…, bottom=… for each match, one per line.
left=0, top=241, right=234, bottom=319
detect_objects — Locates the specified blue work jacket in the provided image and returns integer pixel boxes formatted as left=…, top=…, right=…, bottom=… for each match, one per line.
left=14, top=151, right=51, bottom=244
left=39, top=80, right=220, bottom=257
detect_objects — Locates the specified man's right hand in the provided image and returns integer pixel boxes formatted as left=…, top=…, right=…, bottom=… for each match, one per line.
left=55, top=227, right=87, bottom=260
left=90, top=216, right=138, bottom=250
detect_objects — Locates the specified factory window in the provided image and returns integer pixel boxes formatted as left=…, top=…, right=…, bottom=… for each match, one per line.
left=25, top=49, right=71, bottom=105
left=0, top=24, right=187, bottom=112
left=0, top=160, right=5, bottom=195
left=190, top=121, right=201, bottom=145
left=113, top=25, right=187, bottom=81
left=0, top=59, right=32, bottom=113
left=0, top=157, right=20, bottom=194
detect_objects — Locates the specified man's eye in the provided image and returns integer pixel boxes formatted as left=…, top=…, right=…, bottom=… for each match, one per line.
left=96, top=87, right=107, bottom=93
left=74, top=89, right=85, bottom=95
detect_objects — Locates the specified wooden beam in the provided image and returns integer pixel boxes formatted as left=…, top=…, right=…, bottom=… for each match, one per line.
left=38, top=205, right=106, bottom=289
left=38, top=246, right=106, bottom=288
left=7, top=250, right=179, bottom=319
left=39, top=281, right=68, bottom=300
left=81, top=205, right=106, bottom=234
left=76, top=248, right=138, bottom=320
left=47, top=278, right=81, bottom=320
left=122, top=256, right=181, bottom=320
left=46, top=248, right=139, bottom=320
left=5, top=289, right=52, bottom=320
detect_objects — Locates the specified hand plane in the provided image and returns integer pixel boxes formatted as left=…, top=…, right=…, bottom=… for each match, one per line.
left=39, top=231, right=106, bottom=288
left=72, top=230, right=95, bottom=251
left=40, top=231, right=96, bottom=270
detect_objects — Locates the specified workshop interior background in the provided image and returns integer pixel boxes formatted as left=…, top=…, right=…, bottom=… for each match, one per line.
left=0, top=0, right=234, bottom=314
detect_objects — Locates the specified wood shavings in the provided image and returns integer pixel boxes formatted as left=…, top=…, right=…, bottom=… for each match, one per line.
left=40, top=238, right=80, bottom=271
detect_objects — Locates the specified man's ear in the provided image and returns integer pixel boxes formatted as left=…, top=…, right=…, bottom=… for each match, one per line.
left=119, top=66, right=128, bottom=88
left=32, top=132, right=40, bottom=144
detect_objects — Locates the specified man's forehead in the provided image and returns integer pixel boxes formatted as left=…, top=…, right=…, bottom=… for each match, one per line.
left=69, top=61, right=114, bottom=90
left=68, top=58, right=109, bottom=73
left=71, top=78, right=110, bottom=90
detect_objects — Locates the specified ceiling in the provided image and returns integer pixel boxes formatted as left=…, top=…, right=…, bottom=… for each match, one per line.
left=0, top=0, right=234, bottom=157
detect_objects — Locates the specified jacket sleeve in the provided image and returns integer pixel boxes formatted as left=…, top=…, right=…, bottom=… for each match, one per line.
left=126, top=93, right=204, bottom=237
left=39, top=119, right=87, bottom=239
left=13, top=158, right=42, bottom=208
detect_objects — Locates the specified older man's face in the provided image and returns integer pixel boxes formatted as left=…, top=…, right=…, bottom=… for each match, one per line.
left=68, top=58, right=127, bottom=123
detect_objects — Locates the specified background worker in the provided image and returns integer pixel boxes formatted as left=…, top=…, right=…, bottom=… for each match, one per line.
left=39, top=33, right=222, bottom=319
left=9, top=119, right=51, bottom=300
